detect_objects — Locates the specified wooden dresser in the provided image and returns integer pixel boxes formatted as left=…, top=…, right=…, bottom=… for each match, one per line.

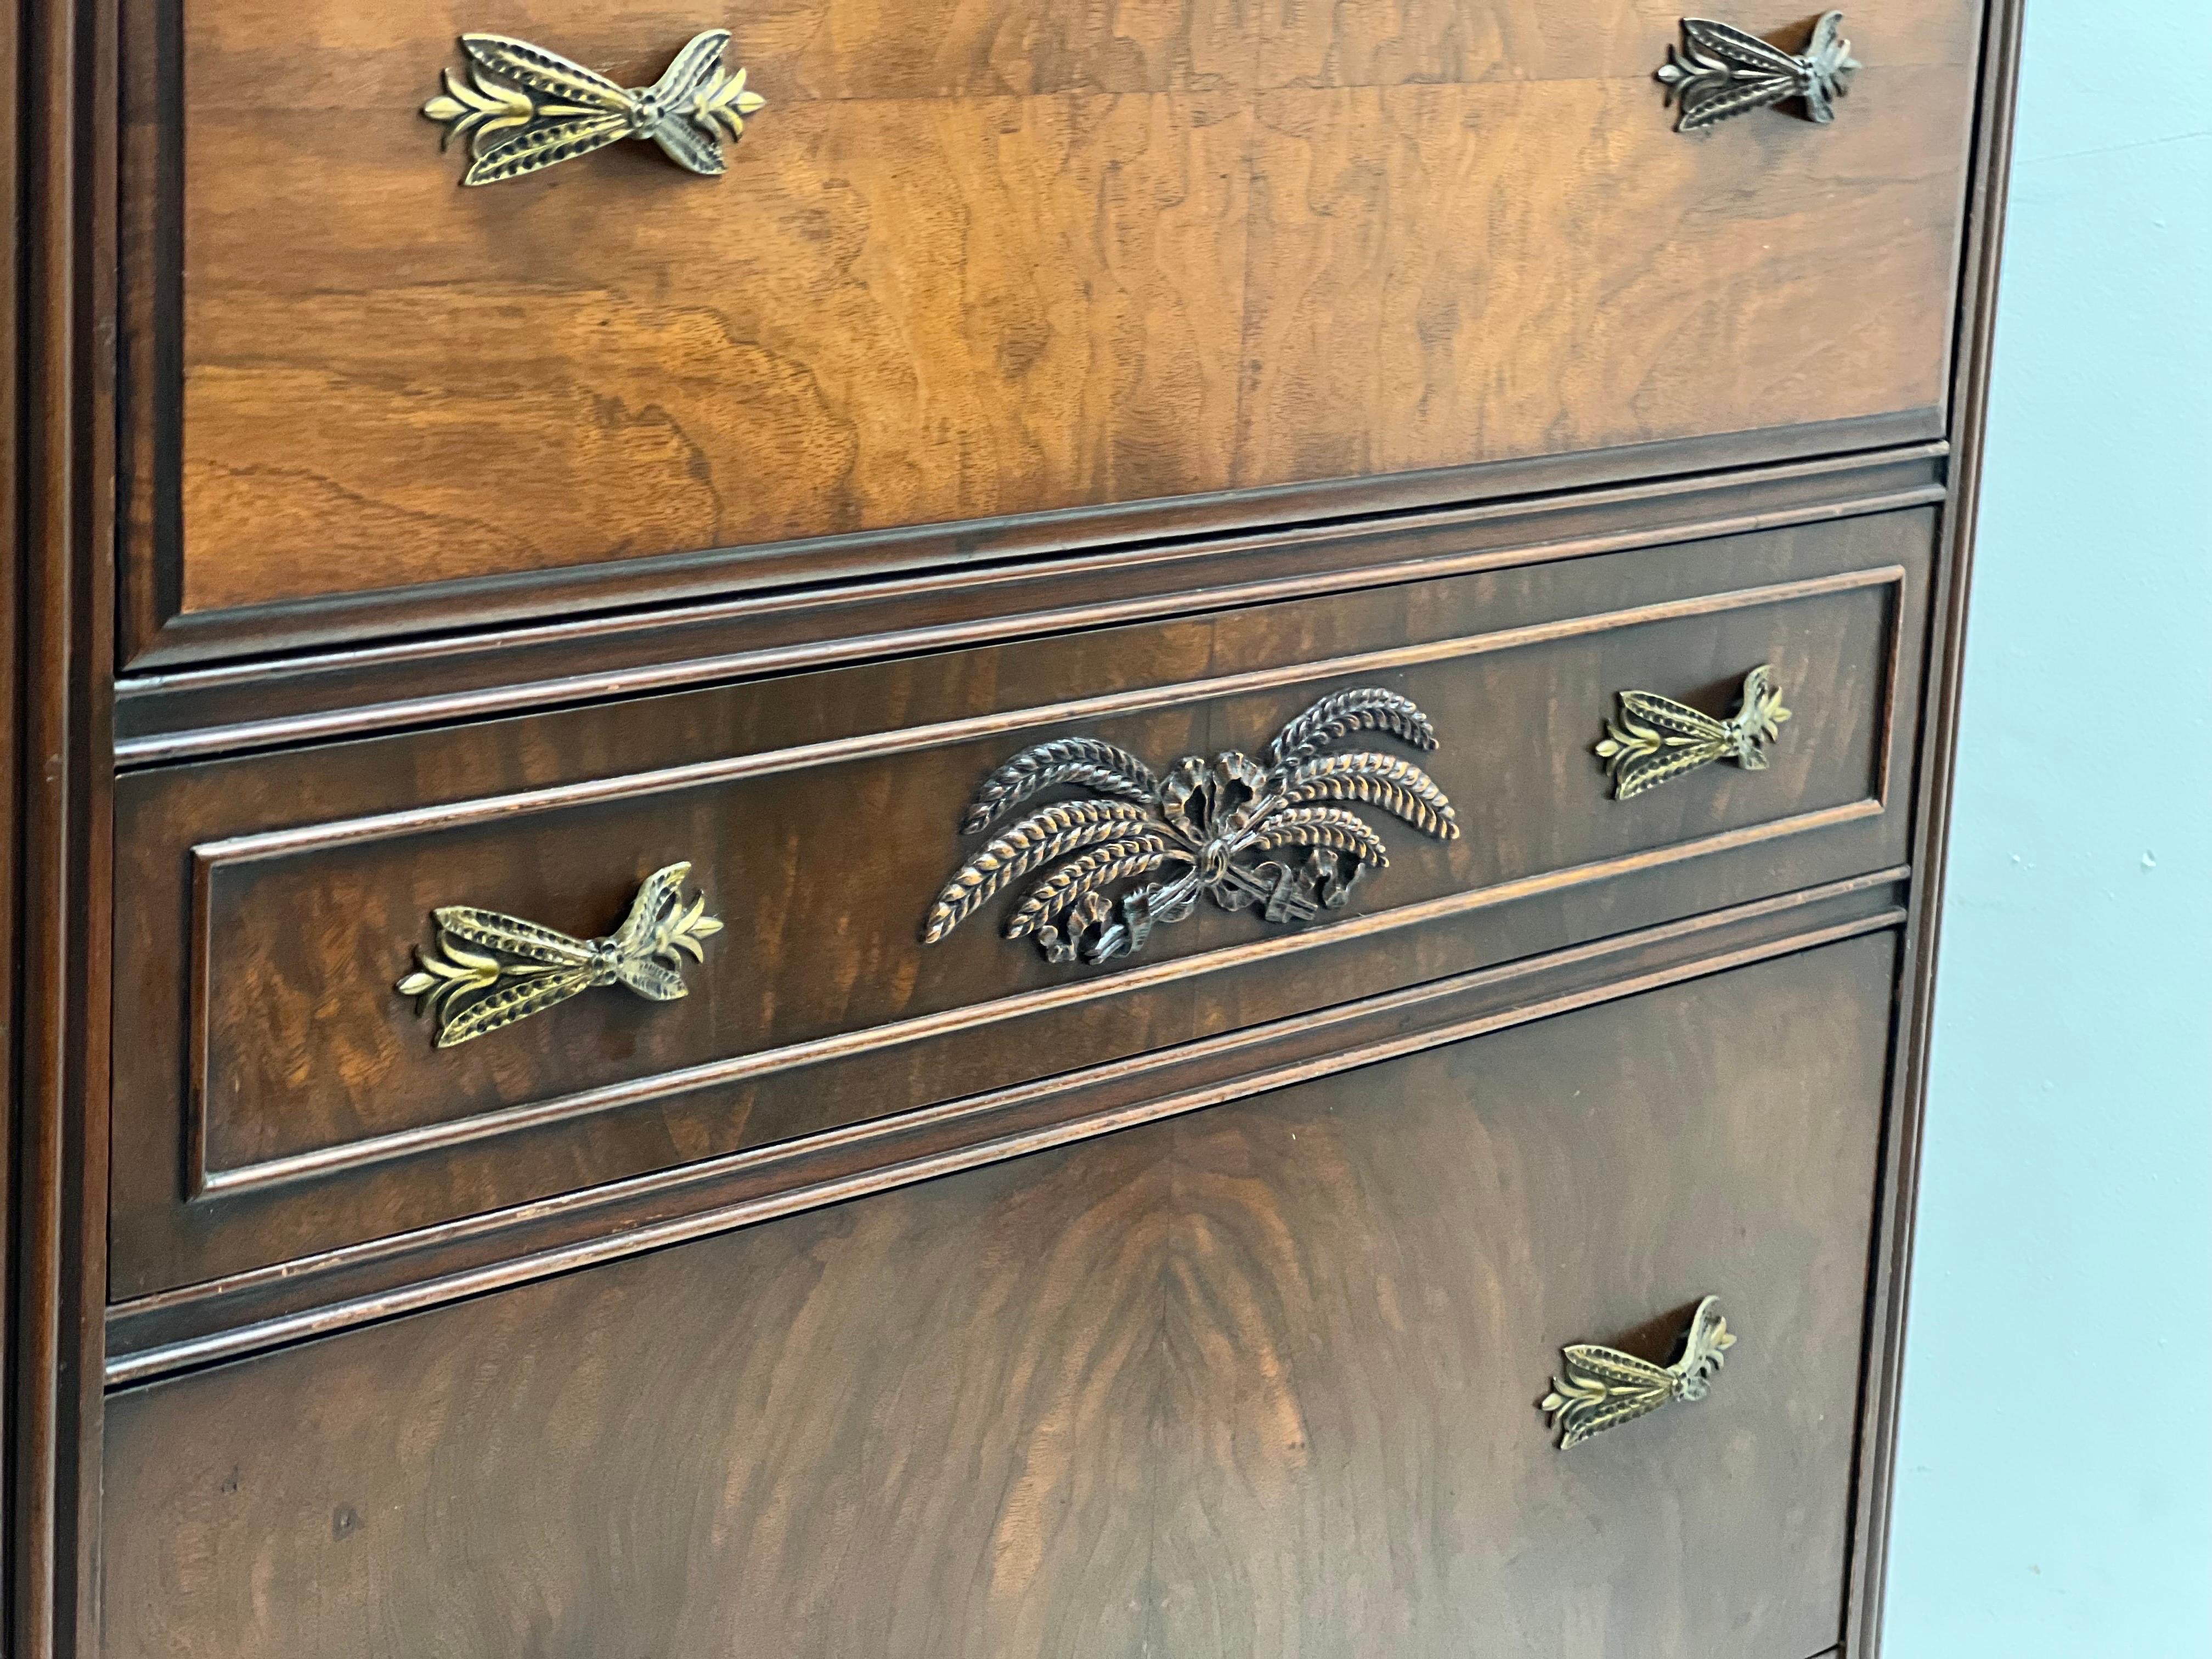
left=5, top=2, right=2021, bottom=1654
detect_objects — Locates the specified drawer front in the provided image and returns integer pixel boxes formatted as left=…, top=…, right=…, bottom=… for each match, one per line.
left=101, top=930, right=1897, bottom=1658
left=142, top=0, right=1980, bottom=619
left=110, top=509, right=1931, bottom=1299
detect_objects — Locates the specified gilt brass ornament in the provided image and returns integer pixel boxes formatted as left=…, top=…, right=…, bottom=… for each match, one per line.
left=397, top=862, right=723, bottom=1048
left=1594, top=664, right=1791, bottom=801
left=1542, top=1296, right=1736, bottom=1449
left=1656, top=12, right=1858, bottom=132
left=422, top=30, right=766, bottom=186
left=923, top=689, right=1460, bottom=968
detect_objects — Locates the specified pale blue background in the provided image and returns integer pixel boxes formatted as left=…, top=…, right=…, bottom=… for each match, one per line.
left=1882, top=2, right=2212, bottom=1654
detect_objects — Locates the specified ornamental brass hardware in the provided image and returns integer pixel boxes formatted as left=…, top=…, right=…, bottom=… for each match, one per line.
left=396, top=862, right=724, bottom=1048
left=1594, top=664, right=1791, bottom=801
left=923, top=689, right=1460, bottom=968
left=422, top=31, right=766, bottom=187
left=1542, top=1296, right=1736, bottom=1449
left=1656, top=12, right=1858, bottom=132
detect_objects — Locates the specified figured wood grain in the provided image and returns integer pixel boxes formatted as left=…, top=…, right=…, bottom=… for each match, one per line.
left=3, top=0, right=2023, bottom=1649
left=99, top=933, right=1895, bottom=1659
left=153, top=0, right=1980, bottom=614
left=1238, top=70, right=1971, bottom=486
left=105, top=876, right=1907, bottom=1384
left=116, top=442, right=1948, bottom=753
left=107, top=511, right=1931, bottom=1299
left=182, top=87, right=1251, bottom=606
left=1256, top=0, right=1979, bottom=89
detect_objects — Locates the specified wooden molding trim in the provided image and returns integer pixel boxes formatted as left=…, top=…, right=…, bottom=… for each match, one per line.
left=13, top=0, right=117, bottom=1652
left=111, top=872, right=1911, bottom=1387
left=190, top=563, right=1909, bottom=860
left=0, top=0, right=2026, bottom=1654
left=116, top=443, right=1945, bottom=765
left=1843, top=3, right=2029, bottom=1657
left=201, top=803, right=1891, bottom=1199
left=176, top=566, right=1906, bottom=1196
left=116, top=376, right=1944, bottom=667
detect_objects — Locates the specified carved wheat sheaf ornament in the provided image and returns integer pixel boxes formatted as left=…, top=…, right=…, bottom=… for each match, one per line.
left=1656, top=12, right=1858, bottom=132
left=922, top=689, right=1460, bottom=967
left=396, top=863, right=724, bottom=1047
left=422, top=30, right=766, bottom=185
left=1595, top=664, right=1791, bottom=801
left=1542, top=1296, right=1737, bottom=1449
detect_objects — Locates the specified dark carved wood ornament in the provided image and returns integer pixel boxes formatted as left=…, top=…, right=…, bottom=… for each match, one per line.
left=5, top=1, right=2025, bottom=1654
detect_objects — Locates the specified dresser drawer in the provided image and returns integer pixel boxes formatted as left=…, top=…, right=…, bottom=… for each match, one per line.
left=134, top=0, right=1979, bottom=630
left=100, top=930, right=1895, bottom=1657
left=111, top=509, right=1931, bottom=1304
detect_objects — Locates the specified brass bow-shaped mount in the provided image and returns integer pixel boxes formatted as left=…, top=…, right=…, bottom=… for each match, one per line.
left=397, top=862, right=724, bottom=1048
left=1542, top=1296, right=1736, bottom=1449
left=1657, top=13, right=1858, bottom=132
left=1594, top=664, right=1791, bottom=801
left=424, top=30, right=766, bottom=185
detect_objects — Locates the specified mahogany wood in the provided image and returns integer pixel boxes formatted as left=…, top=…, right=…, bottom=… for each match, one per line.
left=106, top=872, right=1908, bottom=1384
left=0, top=0, right=2028, bottom=1652
left=99, top=934, right=1898, bottom=1659
left=0, top=0, right=18, bottom=1607
left=119, top=0, right=1980, bottom=646
left=109, top=512, right=1931, bottom=1300
left=14, top=0, right=121, bottom=1652
left=1844, top=1, right=2028, bottom=1646
left=115, top=442, right=1948, bottom=760
left=127, top=412, right=1946, bottom=669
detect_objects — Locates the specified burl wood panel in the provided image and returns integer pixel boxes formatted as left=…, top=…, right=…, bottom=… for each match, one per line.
left=109, top=511, right=1929, bottom=1296
left=166, top=0, right=1979, bottom=611
left=100, top=933, right=1896, bottom=1659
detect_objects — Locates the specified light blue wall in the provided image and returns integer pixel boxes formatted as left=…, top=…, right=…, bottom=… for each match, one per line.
left=1883, top=3, right=2212, bottom=1654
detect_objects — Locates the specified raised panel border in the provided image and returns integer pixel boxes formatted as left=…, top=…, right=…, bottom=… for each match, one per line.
left=114, top=0, right=1956, bottom=672
left=119, top=407, right=1944, bottom=670
left=117, top=868, right=1910, bottom=1385
left=12, top=7, right=2027, bottom=1659
left=0, top=2, right=2025, bottom=1656
left=180, top=565, right=1905, bottom=1200
left=116, top=442, right=1945, bottom=763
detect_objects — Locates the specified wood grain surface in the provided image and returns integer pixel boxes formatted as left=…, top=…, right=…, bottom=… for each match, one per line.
left=114, top=441, right=1949, bottom=741
left=150, top=0, right=1980, bottom=612
left=0, top=0, right=2027, bottom=1646
left=107, top=510, right=1930, bottom=1299
left=99, top=932, right=1895, bottom=1659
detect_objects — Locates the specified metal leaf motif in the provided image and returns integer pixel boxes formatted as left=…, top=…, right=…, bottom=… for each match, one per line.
left=422, top=29, right=769, bottom=185
left=923, top=689, right=1460, bottom=967
left=1542, top=1296, right=1737, bottom=1449
left=396, top=862, right=724, bottom=1047
left=460, top=34, right=629, bottom=110
left=1655, top=12, right=1859, bottom=133
left=1594, top=664, right=1791, bottom=800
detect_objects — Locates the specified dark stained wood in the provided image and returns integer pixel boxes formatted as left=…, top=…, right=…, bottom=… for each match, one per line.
left=115, top=441, right=1949, bottom=761
left=108, top=511, right=1932, bottom=1300
left=15, top=0, right=121, bottom=1652
left=126, top=411, right=1947, bottom=670
left=1255, top=1, right=1979, bottom=90
left=106, top=872, right=1908, bottom=1384
left=1847, top=4, right=2030, bottom=1652
left=123, top=0, right=1981, bottom=630
left=4, top=0, right=2025, bottom=1647
left=100, top=933, right=1898, bottom=1659
left=0, top=0, right=19, bottom=1592
left=0, top=0, right=19, bottom=1628
left=179, top=83, right=1251, bottom=607
left=1239, top=67, right=1971, bottom=486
